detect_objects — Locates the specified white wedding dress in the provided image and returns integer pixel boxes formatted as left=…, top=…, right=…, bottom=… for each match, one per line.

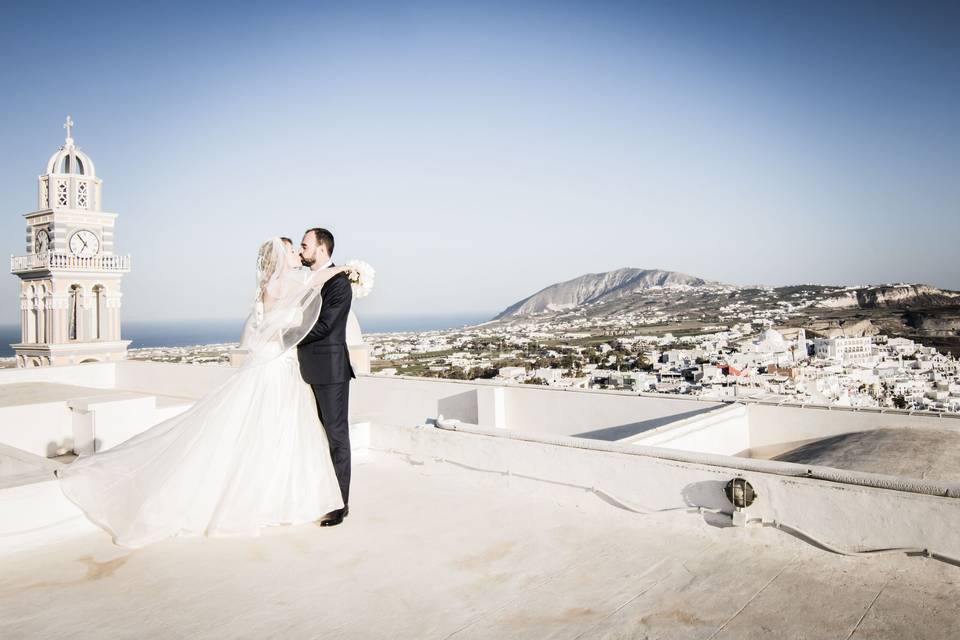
left=59, top=240, right=345, bottom=548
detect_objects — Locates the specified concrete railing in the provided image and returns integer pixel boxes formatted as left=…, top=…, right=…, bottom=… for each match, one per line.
left=352, top=374, right=960, bottom=458
left=5, top=364, right=958, bottom=459
left=10, top=252, right=131, bottom=273
left=114, top=360, right=233, bottom=399
left=0, top=361, right=116, bottom=387
left=350, top=374, right=724, bottom=437
left=366, top=419, right=960, bottom=561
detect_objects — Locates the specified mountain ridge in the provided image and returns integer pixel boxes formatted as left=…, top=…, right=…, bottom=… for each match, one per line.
left=494, top=268, right=711, bottom=319
left=494, top=269, right=960, bottom=321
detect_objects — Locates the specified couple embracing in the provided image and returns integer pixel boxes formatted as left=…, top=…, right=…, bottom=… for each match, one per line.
left=58, top=228, right=367, bottom=547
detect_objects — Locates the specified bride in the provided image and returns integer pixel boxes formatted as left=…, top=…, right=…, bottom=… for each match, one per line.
left=58, top=237, right=356, bottom=548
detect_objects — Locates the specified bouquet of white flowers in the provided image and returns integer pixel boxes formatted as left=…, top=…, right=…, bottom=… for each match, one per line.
left=346, top=260, right=375, bottom=299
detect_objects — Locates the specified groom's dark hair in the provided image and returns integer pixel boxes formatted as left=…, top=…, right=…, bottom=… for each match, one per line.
left=308, top=228, right=335, bottom=255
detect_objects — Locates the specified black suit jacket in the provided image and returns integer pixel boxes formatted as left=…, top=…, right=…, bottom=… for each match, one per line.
left=298, top=269, right=356, bottom=385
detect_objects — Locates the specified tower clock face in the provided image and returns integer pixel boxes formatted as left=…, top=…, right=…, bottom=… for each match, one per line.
left=35, top=229, right=50, bottom=254
left=69, top=230, right=100, bottom=258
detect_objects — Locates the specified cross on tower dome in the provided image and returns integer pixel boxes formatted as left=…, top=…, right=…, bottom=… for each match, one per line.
left=64, top=115, right=74, bottom=147
left=45, top=116, right=96, bottom=177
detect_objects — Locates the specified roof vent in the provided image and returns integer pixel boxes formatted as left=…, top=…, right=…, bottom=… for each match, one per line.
left=724, top=477, right=757, bottom=509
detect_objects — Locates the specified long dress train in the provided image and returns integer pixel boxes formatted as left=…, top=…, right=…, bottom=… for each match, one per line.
left=59, top=337, right=343, bottom=548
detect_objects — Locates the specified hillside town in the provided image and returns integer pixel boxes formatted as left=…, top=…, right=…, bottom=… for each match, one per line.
left=35, top=277, right=955, bottom=416
left=46, top=279, right=958, bottom=415
left=127, top=343, right=236, bottom=366
left=109, top=302, right=960, bottom=414
left=368, top=308, right=960, bottom=414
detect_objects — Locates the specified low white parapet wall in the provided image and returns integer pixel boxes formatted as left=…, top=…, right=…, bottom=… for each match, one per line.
left=7, top=363, right=959, bottom=464
left=351, top=374, right=724, bottom=437
left=369, top=420, right=960, bottom=561
left=0, top=401, right=74, bottom=457
left=69, top=394, right=161, bottom=455
left=0, top=361, right=116, bottom=388
left=114, top=360, right=234, bottom=399
left=0, top=393, right=193, bottom=459
left=628, top=403, right=750, bottom=455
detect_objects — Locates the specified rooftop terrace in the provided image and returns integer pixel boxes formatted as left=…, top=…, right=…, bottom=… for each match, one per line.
left=1, top=360, right=959, bottom=638
left=2, top=454, right=958, bottom=639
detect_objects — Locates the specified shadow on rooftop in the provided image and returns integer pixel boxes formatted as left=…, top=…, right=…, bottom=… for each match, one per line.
left=681, top=480, right=734, bottom=528
left=571, top=405, right=722, bottom=441
left=774, top=427, right=960, bottom=484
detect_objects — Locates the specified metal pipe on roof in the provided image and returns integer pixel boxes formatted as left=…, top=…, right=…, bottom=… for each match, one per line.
left=433, top=417, right=960, bottom=499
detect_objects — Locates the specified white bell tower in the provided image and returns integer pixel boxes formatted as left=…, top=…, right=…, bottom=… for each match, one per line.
left=9, top=116, right=132, bottom=367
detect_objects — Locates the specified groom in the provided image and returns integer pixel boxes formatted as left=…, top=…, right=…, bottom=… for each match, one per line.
left=298, top=228, right=355, bottom=527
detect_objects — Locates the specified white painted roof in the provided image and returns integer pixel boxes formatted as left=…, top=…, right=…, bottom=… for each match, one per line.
left=1, top=455, right=957, bottom=639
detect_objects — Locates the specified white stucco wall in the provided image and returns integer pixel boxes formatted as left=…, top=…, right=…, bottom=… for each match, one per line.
left=350, top=375, right=724, bottom=436
left=113, top=361, right=233, bottom=399
left=628, top=404, right=751, bottom=455
left=350, top=376, right=482, bottom=426
left=0, top=361, right=116, bottom=388
left=369, top=422, right=960, bottom=560
left=501, top=385, right=724, bottom=437
left=69, top=394, right=159, bottom=454
left=0, top=402, right=74, bottom=456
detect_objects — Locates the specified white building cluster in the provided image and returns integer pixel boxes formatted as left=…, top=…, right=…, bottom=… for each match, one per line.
left=813, top=335, right=873, bottom=365
left=366, top=314, right=960, bottom=414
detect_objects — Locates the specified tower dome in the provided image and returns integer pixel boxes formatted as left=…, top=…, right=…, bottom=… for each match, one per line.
left=44, top=116, right=96, bottom=177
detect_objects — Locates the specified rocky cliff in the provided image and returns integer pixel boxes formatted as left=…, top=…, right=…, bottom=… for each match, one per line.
left=817, top=284, right=960, bottom=310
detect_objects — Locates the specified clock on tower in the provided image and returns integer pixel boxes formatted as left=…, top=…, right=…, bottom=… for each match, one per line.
left=9, top=116, right=132, bottom=367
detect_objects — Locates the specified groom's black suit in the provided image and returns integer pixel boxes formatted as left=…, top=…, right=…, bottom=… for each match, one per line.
left=298, top=268, right=355, bottom=506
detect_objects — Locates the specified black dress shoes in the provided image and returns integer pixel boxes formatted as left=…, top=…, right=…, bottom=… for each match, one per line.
left=319, top=505, right=349, bottom=527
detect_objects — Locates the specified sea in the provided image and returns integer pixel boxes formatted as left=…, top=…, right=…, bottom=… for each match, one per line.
left=0, top=312, right=492, bottom=358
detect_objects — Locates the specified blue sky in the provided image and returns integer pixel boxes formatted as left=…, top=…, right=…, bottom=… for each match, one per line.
left=1, top=1, right=958, bottom=323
